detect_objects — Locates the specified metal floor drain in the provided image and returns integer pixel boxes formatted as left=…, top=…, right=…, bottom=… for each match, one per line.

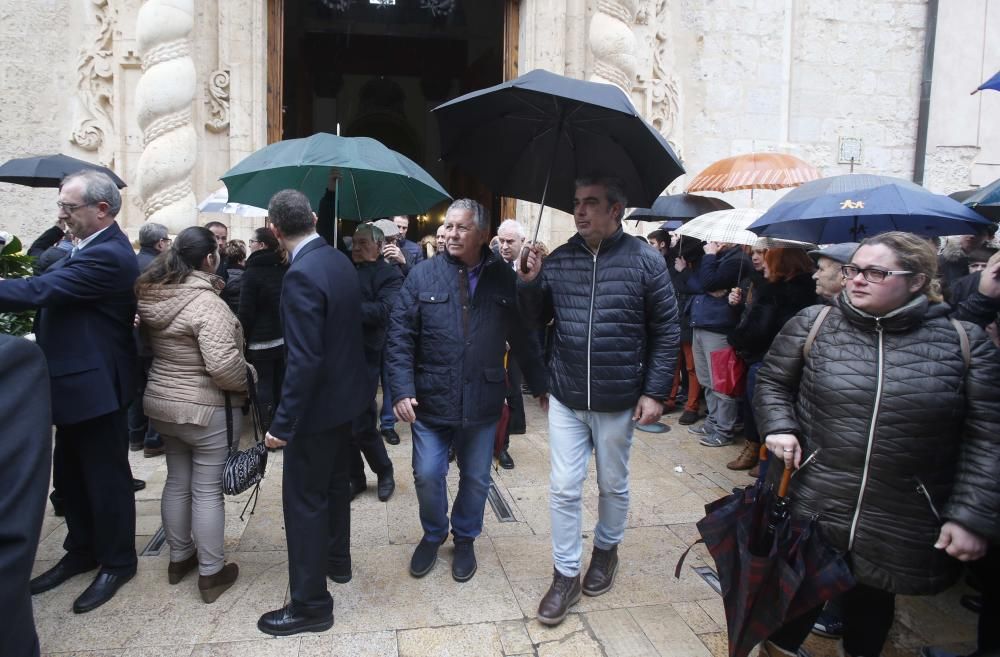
left=140, top=526, right=166, bottom=556
left=487, top=479, right=517, bottom=522
left=693, top=565, right=722, bottom=595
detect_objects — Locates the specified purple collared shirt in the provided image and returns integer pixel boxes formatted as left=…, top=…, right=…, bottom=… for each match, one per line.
left=466, top=257, right=486, bottom=297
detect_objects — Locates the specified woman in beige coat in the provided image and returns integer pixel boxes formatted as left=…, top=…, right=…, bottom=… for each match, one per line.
left=136, top=226, right=251, bottom=603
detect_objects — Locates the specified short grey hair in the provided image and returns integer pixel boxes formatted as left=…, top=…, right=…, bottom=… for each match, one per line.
left=61, top=170, right=122, bottom=217
left=138, top=222, right=169, bottom=247
left=447, top=198, right=490, bottom=233
left=355, top=222, right=385, bottom=245
left=268, top=189, right=315, bottom=238
left=497, top=219, right=525, bottom=239
left=575, top=173, right=628, bottom=221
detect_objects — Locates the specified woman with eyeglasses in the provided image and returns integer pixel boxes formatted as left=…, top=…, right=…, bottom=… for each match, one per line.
left=753, top=231, right=1000, bottom=657
left=238, top=227, right=288, bottom=432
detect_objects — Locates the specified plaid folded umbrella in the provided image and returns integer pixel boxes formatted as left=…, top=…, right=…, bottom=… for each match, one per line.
left=678, top=462, right=855, bottom=657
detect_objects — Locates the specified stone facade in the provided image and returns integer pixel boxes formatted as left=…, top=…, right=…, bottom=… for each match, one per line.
left=0, top=0, right=997, bottom=247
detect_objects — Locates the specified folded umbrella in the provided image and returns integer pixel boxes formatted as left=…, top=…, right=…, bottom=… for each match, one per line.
left=747, top=174, right=994, bottom=243
left=0, top=153, right=126, bottom=188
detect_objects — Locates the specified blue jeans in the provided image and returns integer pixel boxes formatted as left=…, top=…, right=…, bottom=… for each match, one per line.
left=547, top=395, right=634, bottom=577
left=379, top=361, right=395, bottom=431
left=411, top=419, right=497, bottom=542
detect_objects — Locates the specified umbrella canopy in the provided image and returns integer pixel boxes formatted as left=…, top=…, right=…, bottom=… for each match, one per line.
left=673, top=208, right=764, bottom=246
left=973, top=69, right=1000, bottom=94
left=951, top=177, right=1000, bottom=222
left=747, top=174, right=995, bottom=243
left=753, top=236, right=817, bottom=251
left=685, top=463, right=855, bottom=657
left=221, top=133, right=451, bottom=219
left=0, top=153, right=126, bottom=188
left=197, top=187, right=268, bottom=217
left=628, top=193, right=733, bottom=224
left=687, top=152, right=820, bottom=193
left=433, top=69, right=684, bottom=215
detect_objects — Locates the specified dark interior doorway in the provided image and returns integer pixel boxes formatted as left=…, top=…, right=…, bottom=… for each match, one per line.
left=281, top=0, right=507, bottom=242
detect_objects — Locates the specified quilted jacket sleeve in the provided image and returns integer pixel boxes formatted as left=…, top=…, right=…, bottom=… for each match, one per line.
left=753, top=307, right=822, bottom=439
left=192, top=294, right=249, bottom=393
left=642, top=253, right=680, bottom=400
left=516, top=275, right=554, bottom=330
left=942, top=325, right=1000, bottom=541
left=385, top=271, right=421, bottom=404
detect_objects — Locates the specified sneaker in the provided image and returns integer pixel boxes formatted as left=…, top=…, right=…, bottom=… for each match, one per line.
left=726, top=441, right=760, bottom=470
left=537, top=568, right=582, bottom=626
left=582, top=545, right=618, bottom=596
left=811, top=604, right=844, bottom=638
left=688, top=424, right=710, bottom=436
left=678, top=410, right=700, bottom=425
left=452, top=538, right=477, bottom=582
left=699, top=434, right=734, bottom=447
left=409, top=537, right=442, bottom=578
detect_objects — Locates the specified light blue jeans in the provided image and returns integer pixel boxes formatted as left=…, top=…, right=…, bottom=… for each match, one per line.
left=548, top=395, right=634, bottom=577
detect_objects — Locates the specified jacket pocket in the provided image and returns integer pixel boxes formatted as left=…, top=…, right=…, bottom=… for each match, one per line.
left=419, top=292, right=449, bottom=303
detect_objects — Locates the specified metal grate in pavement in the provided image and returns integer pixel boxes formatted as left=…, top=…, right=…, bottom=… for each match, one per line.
left=140, top=526, right=167, bottom=556
left=692, top=565, right=722, bottom=595
left=487, top=478, right=517, bottom=522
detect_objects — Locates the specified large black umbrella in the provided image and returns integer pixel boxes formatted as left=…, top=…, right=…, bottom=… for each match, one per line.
left=433, top=69, right=683, bottom=258
left=949, top=178, right=1000, bottom=222
left=0, top=153, right=126, bottom=188
left=628, top=193, right=733, bottom=225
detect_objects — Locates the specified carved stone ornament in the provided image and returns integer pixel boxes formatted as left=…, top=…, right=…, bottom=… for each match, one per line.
left=589, top=0, right=640, bottom=93
left=70, top=0, right=116, bottom=167
left=205, top=69, right=231, bottom=133
left=636, top=28, right=680, bottom=139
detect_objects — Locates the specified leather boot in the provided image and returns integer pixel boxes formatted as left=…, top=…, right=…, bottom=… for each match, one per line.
left=199, top=563, right=239, bottom=603
left=726, top=441, right=760, bottom=471
left=537, top=568, right=582, bottom=626
left=167, top=553, right=199, bottom=585
left=582, top=545, right=619, bottom=596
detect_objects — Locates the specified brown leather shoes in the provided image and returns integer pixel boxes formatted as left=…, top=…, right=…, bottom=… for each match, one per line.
left=167, top=553, right=199, bottom=585
left=726, top=441, right=760, bottom=471
left=537, top=569, right=581, bottom=626
left=199, top=562, right=239, bottom=603
left=582, top=545, right=619, bottom=596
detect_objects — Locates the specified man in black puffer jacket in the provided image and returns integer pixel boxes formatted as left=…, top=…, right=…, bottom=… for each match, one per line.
left=517, top=175, right=679, bottom=626
left=386, top=199, right=546, bottom=584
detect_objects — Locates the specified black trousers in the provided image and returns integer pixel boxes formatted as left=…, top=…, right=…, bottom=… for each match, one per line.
left=350, top=399, right=393, bottom=483
left=248, top=346, right=285, bottom=431
left=282, top=421, right=352, bottom=615
left=972, top=546, right=1000, bottom=655
left=771, top=580, right=895, bottom=656
left=54, top=408, right=137, bottom=575
left=505, top=358, right=526, bottom=440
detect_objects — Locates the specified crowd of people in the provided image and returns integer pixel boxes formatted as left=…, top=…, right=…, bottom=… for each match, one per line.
left=0, top=166, right=998, bottom=657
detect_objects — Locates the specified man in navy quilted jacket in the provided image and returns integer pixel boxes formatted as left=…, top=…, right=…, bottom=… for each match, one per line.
left=518, top=174, right=680, bottom=626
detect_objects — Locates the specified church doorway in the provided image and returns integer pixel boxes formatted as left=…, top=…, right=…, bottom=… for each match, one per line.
left=266, top=0, right=519, bottom=243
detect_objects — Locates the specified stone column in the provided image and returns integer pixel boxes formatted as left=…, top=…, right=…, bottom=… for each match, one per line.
left=588, top=0, right=639, bottom=93
left=134, top=0, right=197, bottom=233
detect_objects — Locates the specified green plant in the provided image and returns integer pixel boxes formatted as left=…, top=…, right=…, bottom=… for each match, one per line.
left=0, top=235, right=37, bottom=336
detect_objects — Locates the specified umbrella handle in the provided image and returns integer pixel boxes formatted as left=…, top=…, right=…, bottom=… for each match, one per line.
left=777, top=466, right=793, bottom=497
left=519, top=246, right=532, bottom=274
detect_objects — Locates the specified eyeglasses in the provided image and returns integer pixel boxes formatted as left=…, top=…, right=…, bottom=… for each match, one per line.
left=248, top=239, right=261, bottom=245
left=56, top=200, right=96, bottom=212
left=159, top=237, right=172, bottom=244
left=840, top=264, right=915, bottom=283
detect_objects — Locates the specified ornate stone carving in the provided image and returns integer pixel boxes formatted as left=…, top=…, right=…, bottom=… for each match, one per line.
left=589, top=0, right=640, bottom=93
left=134, top=0, right=198, bottom=233
left=70, top=0, right=116, bottom=167
left=205, top=69, right=231, bottom=133
left=633, top=1, right=682, bottom=161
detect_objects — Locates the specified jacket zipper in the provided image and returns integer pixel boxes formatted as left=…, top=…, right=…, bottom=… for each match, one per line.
left=585, top=241, right=601, bottom=410
left=915, top=477, right=942, bottom=522
left=848, top=320, right=884, bottom=550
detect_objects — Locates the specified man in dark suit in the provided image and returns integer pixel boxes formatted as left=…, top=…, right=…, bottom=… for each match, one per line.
left=0, top=335, right=52, bottom=657
left=0, top=170, right=139, bottom=614
left=257, top=189, right=369, bottom=636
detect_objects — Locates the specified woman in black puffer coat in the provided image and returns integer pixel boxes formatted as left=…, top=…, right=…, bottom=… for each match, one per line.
left=238, top=227, right=288, bottom=430
left=753, top=232, right=1000, bottom=657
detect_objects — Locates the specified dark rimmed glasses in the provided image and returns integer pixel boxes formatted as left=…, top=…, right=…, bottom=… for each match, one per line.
left=841, top=264, right=915, bottom=283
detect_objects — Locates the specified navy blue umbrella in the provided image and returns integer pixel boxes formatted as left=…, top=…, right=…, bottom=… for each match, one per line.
left=747, top=174, right=994, bottom=243
left=627, top=193, right=733, bottom=226
left=972, top=69, right=1000, bottom=94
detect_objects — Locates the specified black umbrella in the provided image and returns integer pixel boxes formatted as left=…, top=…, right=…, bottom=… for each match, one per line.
left=628, top=193, right=733, bottom=226
left=433, top=69, right=684, bottom=264
left=949, top=179, right=1000, bottom=222
left=0, top=153, right=126, bottom=188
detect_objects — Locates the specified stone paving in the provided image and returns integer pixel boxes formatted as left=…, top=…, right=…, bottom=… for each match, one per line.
left=33, top=400, right=977, bottom=657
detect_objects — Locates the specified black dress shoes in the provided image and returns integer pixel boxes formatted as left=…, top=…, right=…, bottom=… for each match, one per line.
left=377, top=471, right=395, bottom=502
left=258, top=604, right=334, bottom=636
left=497, top=449, right=515, bottom=470
left=133, top=478, right=146, bottom=492
left=30, top=559, right=98, bottom=595
left=328, top=560, right=352, bottom=584
left=73, top=570, right=135, bottom=613
left=349, top=479, right=367, bottom=501
left=381, top=427, right=400, bottom=445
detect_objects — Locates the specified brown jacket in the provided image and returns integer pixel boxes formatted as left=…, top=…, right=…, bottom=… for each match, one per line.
left=138, top=270, right=250, bottom=426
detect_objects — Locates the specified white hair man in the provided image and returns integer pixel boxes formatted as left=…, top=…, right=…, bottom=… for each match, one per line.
left=496, top=219, right=526, bottom=269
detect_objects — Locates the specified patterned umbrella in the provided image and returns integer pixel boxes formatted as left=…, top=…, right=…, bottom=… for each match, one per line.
left=672, top=208, right=764, bottom=246
left=687, top=153, right=820, bottom=193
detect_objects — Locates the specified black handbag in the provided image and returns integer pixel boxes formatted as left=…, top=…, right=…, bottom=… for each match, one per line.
left=221, top=366, right=268, bottom=519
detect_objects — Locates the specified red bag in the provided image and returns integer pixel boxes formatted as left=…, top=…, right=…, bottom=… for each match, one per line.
left=710, top=346, right=747, bottom=397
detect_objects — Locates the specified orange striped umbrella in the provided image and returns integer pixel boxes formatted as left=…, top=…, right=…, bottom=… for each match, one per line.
left=686, top=152, right=820, bottom=193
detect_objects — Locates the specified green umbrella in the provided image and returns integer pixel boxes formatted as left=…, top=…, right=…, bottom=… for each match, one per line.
left=220, top=133, right=451, bottom=219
